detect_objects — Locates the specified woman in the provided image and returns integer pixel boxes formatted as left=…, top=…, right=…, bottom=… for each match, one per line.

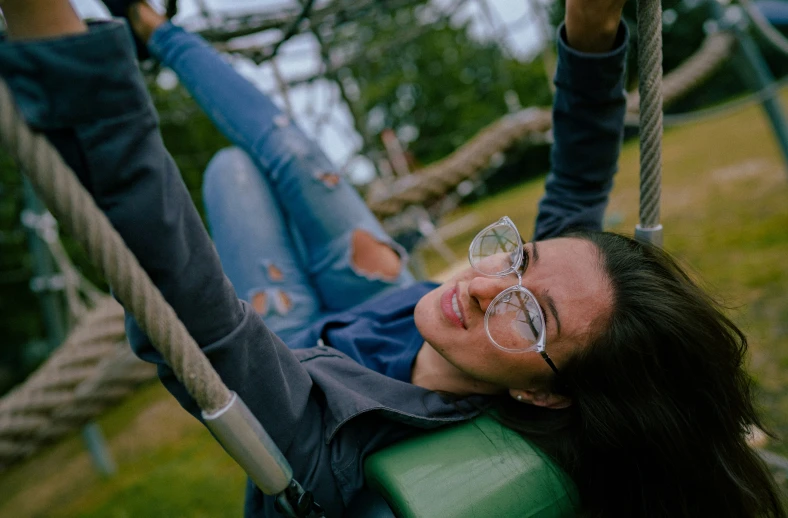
left=1, top=0, right=783, bottom=516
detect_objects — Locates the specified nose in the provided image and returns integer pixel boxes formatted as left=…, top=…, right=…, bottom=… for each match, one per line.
left=468, top=274, right=517, bottom=313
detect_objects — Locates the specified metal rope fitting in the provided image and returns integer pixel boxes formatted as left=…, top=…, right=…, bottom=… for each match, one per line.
left=634, top=224, right=664, bottom=247
left=202, top=391, right=293, bottom=495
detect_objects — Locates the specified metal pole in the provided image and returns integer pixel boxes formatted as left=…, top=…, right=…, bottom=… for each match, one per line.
left=22, top=178, right=117, bottom=477
left=22, top=178, right=66, bottom=350
left=81, top=422, right=117, bottom=475
left=709, top=0, right=788, bottom=173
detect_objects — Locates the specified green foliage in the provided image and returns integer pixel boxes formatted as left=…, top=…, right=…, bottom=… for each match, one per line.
left=53, top=439, right=246, bottom=518
left=340, top=7, right=552, bottom=166
left=0, top=151, right=41, bottom=392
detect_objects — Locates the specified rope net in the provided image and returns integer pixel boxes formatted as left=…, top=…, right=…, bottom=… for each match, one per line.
left=0, top=298, right=153, bottom=469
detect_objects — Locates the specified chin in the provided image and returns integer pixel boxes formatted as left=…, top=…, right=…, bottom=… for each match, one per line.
left=413, top=291, right=429, bottom=332
left=414, top=288, right=440, bottom=343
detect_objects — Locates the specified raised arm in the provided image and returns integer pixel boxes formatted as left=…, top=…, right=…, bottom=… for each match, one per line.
left=533, top=1, right=629, bottom=241
left=0, top=7, right=312, bottom=457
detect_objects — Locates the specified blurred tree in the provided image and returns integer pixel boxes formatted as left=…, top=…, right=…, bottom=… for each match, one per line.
left=334, top=4, right=553, bottom=168
left=0, top=151, right=40, bottom=393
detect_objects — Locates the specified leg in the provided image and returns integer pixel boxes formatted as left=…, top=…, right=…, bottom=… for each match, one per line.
left=203, top=147, right=322, bottom=342
left=128, top=5, right=415, bottom=311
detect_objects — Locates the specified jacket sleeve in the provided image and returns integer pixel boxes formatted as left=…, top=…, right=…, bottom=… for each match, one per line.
left=0, top=21, right=313, bottom=457
left=533, top=22, right=629, bottom=241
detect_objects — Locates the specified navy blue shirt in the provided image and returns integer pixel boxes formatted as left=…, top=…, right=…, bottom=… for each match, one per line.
left=288, top=282, right=438, bottom=382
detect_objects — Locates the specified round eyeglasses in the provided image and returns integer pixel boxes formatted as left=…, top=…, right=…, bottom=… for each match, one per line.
left=468, top=216, right=560, bottom=375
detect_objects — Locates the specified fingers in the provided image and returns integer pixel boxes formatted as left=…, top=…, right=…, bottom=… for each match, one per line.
left=3, top=0, right=86, bottom=41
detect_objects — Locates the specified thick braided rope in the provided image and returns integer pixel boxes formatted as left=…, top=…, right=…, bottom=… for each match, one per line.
left=0, top=298, right=155, bottom=470
left=0, top=79, right=231, bottom=415
left=637, top=0, right=664, bottom=229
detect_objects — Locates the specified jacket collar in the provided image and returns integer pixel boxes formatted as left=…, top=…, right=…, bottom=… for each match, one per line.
left=293, top=346, right=489, bottom=442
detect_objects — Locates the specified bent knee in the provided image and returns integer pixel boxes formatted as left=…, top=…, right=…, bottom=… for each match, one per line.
left=350, top=229, right=403, bottom=280
left=203, top=147, right=257, bottom=199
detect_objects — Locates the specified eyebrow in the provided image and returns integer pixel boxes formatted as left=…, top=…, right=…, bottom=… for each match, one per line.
left=545, top=294, right=562, bottom=338
left=530, top=240, right=562, bottom=337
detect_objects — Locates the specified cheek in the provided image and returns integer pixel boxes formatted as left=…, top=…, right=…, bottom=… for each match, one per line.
left=414, top=293, right=442, bottom=342
left=413, top=296, right=429, bottom=334
left=416, top=289, right=519, bottom=381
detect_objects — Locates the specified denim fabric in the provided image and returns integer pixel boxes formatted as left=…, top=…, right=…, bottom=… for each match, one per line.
left=148, top=23, right=415, bottom=340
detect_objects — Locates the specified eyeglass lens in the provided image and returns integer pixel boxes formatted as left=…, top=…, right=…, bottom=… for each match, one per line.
left=470, top=223, right=544, bottom=351
left=488, top=290, right=543, bottom=350
left=469, top=223, right=520, bottom=275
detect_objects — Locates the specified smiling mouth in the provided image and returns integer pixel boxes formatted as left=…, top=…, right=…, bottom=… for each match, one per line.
left=451, top=292, right=465, bottom=326
left=441, top=286, right=466, bottom=329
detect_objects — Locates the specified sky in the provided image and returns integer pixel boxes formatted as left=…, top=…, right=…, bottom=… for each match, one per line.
left=73, top=0, right=553, bottom=183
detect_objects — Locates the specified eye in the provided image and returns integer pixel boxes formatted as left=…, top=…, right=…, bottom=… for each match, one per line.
left=519, top=245, right=549, bottom=329
left=519, top=245, right=530, bottom=274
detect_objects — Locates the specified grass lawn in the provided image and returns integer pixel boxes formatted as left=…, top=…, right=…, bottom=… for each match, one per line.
left=1, top=94, right=787, bottom=516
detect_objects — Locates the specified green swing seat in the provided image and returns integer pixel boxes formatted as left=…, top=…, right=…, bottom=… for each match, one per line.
left=362, top=414, right=579, bottom=517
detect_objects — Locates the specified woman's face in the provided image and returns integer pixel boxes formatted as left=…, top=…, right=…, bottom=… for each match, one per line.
left=414, top=237, right=613, bottom=391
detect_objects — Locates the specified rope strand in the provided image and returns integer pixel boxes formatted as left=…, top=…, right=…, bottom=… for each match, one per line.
left=637, top=0, right=664, bottom=230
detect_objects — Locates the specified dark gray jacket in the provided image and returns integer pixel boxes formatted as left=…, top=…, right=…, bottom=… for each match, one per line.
left=0, top=20, right=627, bottom=518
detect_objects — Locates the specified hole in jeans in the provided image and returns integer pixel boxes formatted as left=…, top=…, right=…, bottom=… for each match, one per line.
left=318, top=172, right=341, bottom=188
left=267, top=264, right=284, bottom=282
left=251, top=289, right=292, bottom=315
left=251, top=291, right=268, bottom=315
left=351, top=229, right=402, bottom=281
left=277, top=291, right=292, bottom=314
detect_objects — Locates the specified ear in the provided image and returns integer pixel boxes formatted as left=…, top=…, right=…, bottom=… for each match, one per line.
left=509, top=388, right=571, bottom=409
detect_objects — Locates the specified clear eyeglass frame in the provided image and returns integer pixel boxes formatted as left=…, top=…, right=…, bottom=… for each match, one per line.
left=468, top=216, right=560, bottom=375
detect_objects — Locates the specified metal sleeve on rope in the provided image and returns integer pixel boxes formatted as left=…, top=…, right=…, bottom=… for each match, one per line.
left=203, top=392, right=292, bottom=494
left=636, top=0, right=665, bottom=246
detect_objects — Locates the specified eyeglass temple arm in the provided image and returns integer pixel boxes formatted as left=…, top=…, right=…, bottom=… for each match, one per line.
left=540, top=350, right=561, bottom=376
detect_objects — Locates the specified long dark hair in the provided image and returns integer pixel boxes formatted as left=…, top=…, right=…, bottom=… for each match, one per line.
left=495, top=231, right=785, bottom=517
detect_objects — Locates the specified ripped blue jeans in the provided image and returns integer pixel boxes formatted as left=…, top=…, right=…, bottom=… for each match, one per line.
left=149, top=23, right=415, bottom=341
